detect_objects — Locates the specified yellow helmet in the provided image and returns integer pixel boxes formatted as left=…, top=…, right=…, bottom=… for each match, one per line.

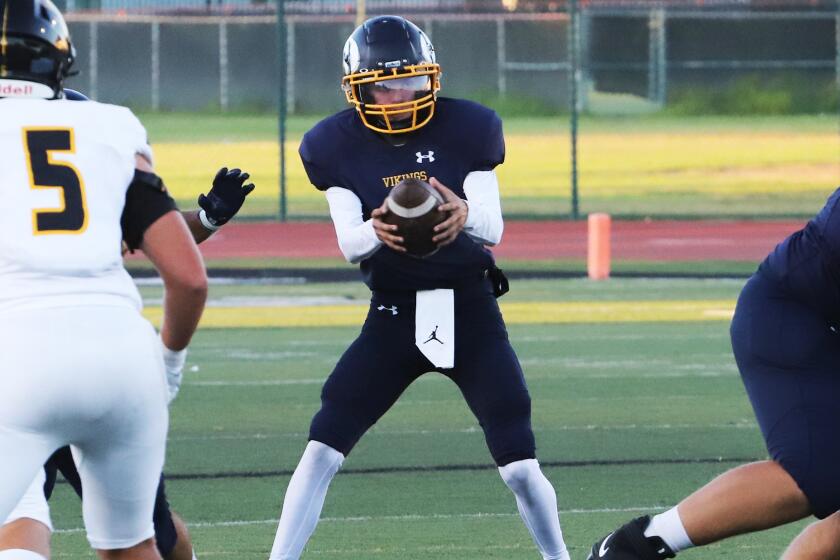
left=341, top=16, right=441, bottom=134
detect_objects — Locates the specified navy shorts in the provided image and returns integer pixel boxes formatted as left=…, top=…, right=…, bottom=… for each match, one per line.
left=43, top=447, right=178, bottom=555
left=309, top=282, right=536, bottom=466
left=731, top=271, right=840, bottom=519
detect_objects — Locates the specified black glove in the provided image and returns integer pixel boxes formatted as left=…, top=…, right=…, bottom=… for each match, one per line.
left=198, top=167, right=255, bottom=226
left=488, top=266, right=510, bottom=298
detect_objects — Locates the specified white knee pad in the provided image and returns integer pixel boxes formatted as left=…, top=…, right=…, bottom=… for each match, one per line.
left=498, top=459, right=568, bottom=560
left=0, top=550, right=48, bottom=560
left=499, top=458, right=541, bottom=491
left=302, top=440, right=344, bottom=474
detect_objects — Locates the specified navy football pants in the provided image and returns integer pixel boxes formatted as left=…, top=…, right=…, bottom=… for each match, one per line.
left=309, top=286, right=536, bottom=466
left=731, top=271, right=840, bottom=519
left=43, top=447, right=179, bottom=556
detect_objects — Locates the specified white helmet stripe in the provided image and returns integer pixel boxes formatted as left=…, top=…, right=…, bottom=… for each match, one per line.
left=342, top=37, right=360, bottom=74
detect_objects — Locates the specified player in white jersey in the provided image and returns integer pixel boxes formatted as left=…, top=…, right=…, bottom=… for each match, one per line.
left=1, top=107, right=252, bottom=560
left=0, top=89, right=255, bottom=560
left=0, top=1, right=209, bottom=559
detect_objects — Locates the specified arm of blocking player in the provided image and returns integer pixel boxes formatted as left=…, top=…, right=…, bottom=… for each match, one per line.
left=141, top=211, right=208, bottom=403
left=130, top=155, right=208, bottom=402
left=141, top=212, right=207, bottom=351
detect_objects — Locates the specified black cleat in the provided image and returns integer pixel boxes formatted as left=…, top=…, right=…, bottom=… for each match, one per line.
left=587, top=516, right=676, bottom=560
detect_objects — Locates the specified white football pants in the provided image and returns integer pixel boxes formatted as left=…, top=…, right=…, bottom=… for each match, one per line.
left=0, top=305, right=169, bottom=550
left=3, top=469, right=52, bottom=530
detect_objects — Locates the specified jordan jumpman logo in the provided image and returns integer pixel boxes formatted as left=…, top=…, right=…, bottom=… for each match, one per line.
left=423, top=325, right=444, bottom=344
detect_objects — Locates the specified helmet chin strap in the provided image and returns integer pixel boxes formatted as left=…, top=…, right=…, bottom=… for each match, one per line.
left=0, top=79, right=59, bottom=99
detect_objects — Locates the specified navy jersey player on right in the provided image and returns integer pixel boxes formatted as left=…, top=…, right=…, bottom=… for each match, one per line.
left=267, top=16, right=570, bottom=560
left=588, top=189, right=840, bottom=560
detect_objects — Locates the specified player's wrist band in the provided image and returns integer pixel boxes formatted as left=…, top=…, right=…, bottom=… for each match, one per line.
left=160, top=335, right=188, bottom=370
left=198, top=209, right=222, bottom=232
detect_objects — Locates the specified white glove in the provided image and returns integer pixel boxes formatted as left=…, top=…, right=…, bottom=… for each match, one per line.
left=160, top=336, right=188, bottom=404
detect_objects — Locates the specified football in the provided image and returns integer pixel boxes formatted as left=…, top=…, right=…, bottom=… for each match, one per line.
left=382, top=178, right=448, bottom=258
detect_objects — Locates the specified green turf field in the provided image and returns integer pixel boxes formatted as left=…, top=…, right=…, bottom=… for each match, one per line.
left=47, top=278, right=812, bottom=559
left=139, top=113, right=840, bottom=219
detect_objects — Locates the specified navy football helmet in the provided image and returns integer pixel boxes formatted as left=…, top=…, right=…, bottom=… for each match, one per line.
left=0, top=0, right=76, bottom=98
left=63, top=88, right=89, bottom=101
left=342, top=16, right=441, bottom=134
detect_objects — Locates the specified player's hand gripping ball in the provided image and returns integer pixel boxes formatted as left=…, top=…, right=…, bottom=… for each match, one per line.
left=380, top=178, right=448, bottom=258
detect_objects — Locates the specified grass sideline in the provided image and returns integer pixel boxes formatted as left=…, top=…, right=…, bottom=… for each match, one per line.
left=48, top=278, right=809, bottom=559
left=138, top=113, right=840, bottom=219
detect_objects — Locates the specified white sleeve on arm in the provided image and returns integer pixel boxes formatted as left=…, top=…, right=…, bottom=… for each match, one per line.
left=463, top=170, right=504, bottom=246
left=325, top=187, right=383, bottom=264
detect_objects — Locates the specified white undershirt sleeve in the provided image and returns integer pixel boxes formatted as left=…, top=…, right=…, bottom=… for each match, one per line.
left=325, top=187, right=383, bottom=264
left=463, top=170, right=504, bottom=246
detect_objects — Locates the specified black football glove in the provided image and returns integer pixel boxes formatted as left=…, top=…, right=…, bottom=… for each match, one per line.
left=198, top=167, right=255, bottom=227
left=488, top=265, right=510, bottom=298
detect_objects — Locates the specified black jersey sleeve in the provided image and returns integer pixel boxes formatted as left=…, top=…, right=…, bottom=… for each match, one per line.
left=299, top=126, right=345, bottom=192
left=471, top=109, right=505, bottom=171
left=121, top=170, right=178, bottom=252
left=300, top=154, right=340, bottom=192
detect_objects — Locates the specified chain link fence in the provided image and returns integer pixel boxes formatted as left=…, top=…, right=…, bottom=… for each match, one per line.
left=58, top=0, right=840, bottom=14
left=57, top=0, right=840, bottom=219
left=63, top=1, right=839, bottom=113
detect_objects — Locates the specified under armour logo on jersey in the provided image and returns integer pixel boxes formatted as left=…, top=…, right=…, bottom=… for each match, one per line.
left=377, top=305, right=398, bottom=316
left=416, top=151, right=435, bottom=163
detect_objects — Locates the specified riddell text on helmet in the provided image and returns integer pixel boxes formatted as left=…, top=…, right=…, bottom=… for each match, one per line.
left=0, top=83, right=34, bottom=96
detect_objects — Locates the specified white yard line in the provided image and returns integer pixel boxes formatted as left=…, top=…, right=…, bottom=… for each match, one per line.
left=183, top=365, right=738, bottom=386
left=53, top=506, right=669, bottom=534
left=168, top=422, right=756, bottom=442
left=189, top=379, right=324, bottom=386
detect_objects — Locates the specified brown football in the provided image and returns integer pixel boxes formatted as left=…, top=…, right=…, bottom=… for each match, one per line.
left=382, top=178, right=448, bottom=258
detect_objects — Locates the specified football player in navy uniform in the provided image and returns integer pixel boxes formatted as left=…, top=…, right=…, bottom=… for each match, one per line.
left=588, top=189, right=840, bottom=560
left=0, top=4, right=253, bottom=558
left=267, top=16, right=570, bottom=560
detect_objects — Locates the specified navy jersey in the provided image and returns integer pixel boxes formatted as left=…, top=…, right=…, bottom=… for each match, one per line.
left=300, top=97, right=504, bottom=292
left=761, top=187, right=840, bottom=318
